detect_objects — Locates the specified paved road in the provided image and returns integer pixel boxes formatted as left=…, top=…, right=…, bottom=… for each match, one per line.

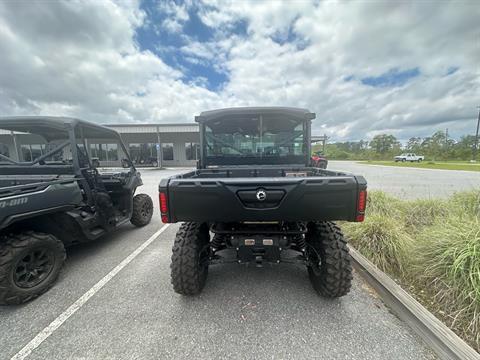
left=0, top=167, right=437, bottom=360
left=328, top=161, right=480, bottom=199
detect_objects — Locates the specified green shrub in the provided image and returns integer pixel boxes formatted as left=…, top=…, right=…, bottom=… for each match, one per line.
left=450, top=190, right=480, bottom=218
left=342, top=189, right=480, bottom=350
left=343, top=214, right=412, bottom=275
left=403, top=198, right=449, bottom=230
left=364, top=191, right=404, bottom=218
left=415, top=217, right=480, bottom=347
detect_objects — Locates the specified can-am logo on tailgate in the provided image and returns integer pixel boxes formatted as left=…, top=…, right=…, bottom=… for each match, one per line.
left=256, top=189, right=267, bottom=201
left=0, top=197, right=28, bottom=208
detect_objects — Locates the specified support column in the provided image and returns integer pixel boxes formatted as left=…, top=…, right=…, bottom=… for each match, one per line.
left=156, top=126, right=162, bottom=168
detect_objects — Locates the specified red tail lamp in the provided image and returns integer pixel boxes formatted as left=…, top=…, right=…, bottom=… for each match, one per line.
left=358, top=190, right=367, bottom=212
left=356, top=214, right=365, bottom=222
left=356, top=190, right=367, bottom=222
left=159, top=192, right=170, bottom=223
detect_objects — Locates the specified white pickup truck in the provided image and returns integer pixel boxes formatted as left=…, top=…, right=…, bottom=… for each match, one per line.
left=394, top=153, right=425, bottom=162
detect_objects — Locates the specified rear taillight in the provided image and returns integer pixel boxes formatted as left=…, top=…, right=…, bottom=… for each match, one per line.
left=356, top=189, right=367, bottom=222
left=159, top=192, right=170, bottom=223
left=358, top=190, right=367, bottom=212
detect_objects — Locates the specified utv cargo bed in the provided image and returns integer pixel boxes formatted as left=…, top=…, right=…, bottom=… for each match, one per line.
left=159, top=166, right=367, bottom=223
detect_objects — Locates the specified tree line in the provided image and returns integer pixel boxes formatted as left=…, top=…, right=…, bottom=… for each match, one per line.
left=316, top=131, right=478, bottom=161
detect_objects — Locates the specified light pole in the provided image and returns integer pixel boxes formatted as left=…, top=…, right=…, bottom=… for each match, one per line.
left=474, top=106, right=480, bottom=162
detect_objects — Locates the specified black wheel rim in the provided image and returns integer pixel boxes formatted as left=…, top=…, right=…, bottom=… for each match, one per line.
left=141, top=201, right=151, bottom=218
left=14, top=248, right=55, bottom=288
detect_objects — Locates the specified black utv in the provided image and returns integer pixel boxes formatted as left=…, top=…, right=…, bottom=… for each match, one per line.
left=0, top=117, right=154, bottom=305
left=159, top=107, right=367, bottom=298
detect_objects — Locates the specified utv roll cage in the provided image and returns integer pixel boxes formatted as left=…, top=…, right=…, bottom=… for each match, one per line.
left=0, top=116, right=134, bottom=175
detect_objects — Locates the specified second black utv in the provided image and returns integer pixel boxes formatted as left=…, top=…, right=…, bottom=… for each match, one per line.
left=0, top=117, right=154, bottom=305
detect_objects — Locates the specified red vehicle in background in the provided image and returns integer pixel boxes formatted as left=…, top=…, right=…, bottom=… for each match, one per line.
left=311, top=151, right=328, bottom=169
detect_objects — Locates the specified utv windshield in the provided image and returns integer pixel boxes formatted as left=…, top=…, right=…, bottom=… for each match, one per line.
left=204, top=115, right=307, bottom=165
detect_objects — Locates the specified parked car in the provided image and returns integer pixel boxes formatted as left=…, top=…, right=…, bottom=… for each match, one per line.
left=311, top=151, right=328, bottom=168
left=394, top=153, right=425, bottom=162
left=159, top=107, right=367, bottom=298
left=0, top=117, right=154, bottom=305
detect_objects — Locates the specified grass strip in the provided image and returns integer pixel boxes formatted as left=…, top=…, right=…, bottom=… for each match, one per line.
left=358, top=161, right=480, bottom=172
left=342, top=190, right=480, bottom=351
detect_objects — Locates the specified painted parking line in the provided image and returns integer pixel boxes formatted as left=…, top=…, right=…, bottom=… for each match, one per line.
left=11, top=224, right=171, bottom=360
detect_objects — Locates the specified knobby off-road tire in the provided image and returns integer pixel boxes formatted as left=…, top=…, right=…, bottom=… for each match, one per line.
left=0, top=232, right=66, bottom=305
left=130, top=194, right=153, bottom=227
left=306, top=222, right=352, bottom=298
left=170, top=222, right=210, bottom=295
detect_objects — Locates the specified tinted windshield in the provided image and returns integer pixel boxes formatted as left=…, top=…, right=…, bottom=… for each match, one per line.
left=204, top=115, right=306, bottom=165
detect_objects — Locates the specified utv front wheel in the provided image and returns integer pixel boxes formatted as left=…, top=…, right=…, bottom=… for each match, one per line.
left=130, top=194, right=153, bottom=227
left=306, top=222, right=352, bottom=298
left=0, top=232, right=66, bottom=305
left=170, top=222, right=210, bottom=295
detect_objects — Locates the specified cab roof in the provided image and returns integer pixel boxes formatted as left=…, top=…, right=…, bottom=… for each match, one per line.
left=195, top=107, right=316, bottom=123
left=0, top=116, right=120, bottom=141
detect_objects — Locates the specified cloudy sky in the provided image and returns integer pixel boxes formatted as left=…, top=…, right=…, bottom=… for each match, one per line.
left=0, top=0, right=478, bottom=141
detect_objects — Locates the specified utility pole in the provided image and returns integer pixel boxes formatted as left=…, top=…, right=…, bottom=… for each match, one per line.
left=474, top=106, right=480, bottom=162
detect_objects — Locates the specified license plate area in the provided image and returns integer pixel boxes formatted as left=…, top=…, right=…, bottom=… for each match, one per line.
left=236, top=235, right=281, bottom=263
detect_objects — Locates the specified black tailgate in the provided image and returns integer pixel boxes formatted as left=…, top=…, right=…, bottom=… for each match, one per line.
left=160, top=175, right=366, bottom=223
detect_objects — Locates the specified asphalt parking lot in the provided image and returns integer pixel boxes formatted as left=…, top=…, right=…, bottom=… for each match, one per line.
left=3, top=162, right=472, bottom=359
left=328, top=161, right=480, bottom=199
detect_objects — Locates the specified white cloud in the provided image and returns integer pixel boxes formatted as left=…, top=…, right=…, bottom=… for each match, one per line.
left=195, top=0, right=480, bottom=140
left=157, top=1, right=190, bottom=33
left=0, top=0, right=224, bottom=124
left=0, top=0, right=478, bottom=141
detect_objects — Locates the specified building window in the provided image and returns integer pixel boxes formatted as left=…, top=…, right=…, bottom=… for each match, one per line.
left=90, top=144, right=106, bottom=161
left=185, top=142, right=199, bottom=160
left=106, top=143, right=118, bottom=161
left=90, top=143, right=118, bottom=161
left=129, top=143, right=156, bottom=164
left=162, top=143, right=174, bottom=161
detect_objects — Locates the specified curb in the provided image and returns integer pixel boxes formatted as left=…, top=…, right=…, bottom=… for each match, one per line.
left=350, top=247, right=480, bottom=360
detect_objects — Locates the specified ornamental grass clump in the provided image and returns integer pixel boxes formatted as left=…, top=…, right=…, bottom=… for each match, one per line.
left=342, top=189, right=480, bottom=350
left=364, top=190, right=404, bottom=218
left=415, top=216, right=480, bottom=348
left=343, top=214, right=412, bottom=276
left=403, top=198, right=449, bottom=231
left=450, top=190, right=480, bottom=218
